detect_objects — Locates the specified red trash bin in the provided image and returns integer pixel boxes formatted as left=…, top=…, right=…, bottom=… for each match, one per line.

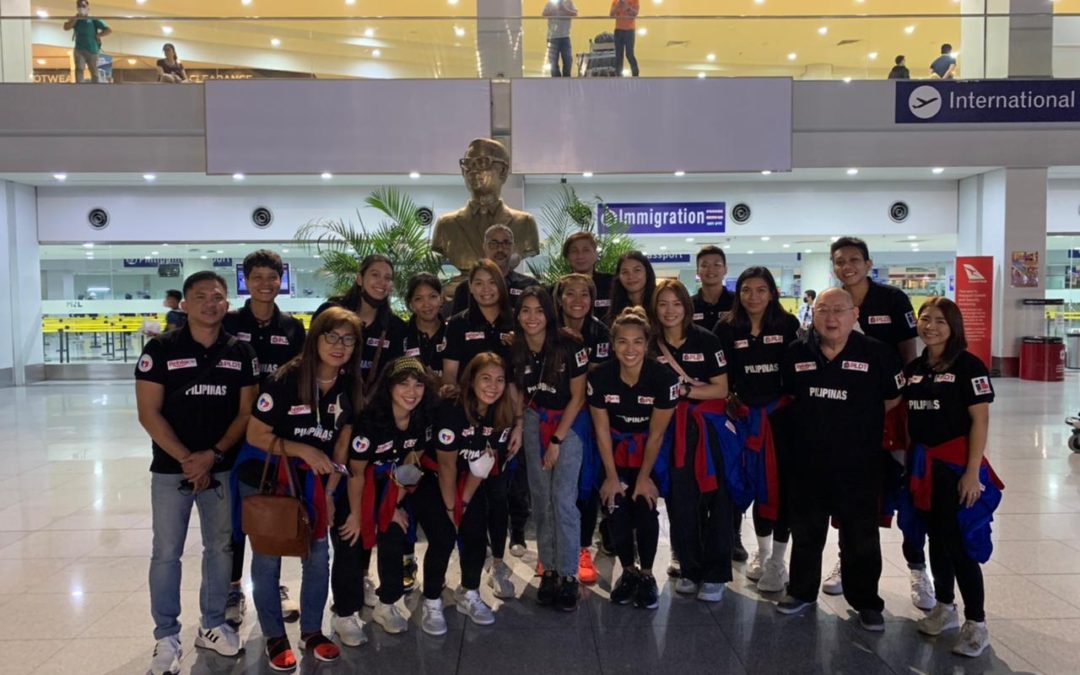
left=1020, top=336, right=1065, bottom=382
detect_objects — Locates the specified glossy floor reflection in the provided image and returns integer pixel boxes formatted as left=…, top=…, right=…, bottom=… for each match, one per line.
left=0, top=377, right=1077, bottom=674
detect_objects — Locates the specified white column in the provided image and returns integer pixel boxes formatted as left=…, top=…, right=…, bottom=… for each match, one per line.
left=476, top=0, right=523, bottom=79
left=1009, top=0, right=1053, bottom=78
left=0, top=0, right=32, bottom=83
left=1, top=180, right=44, bottom=384
left=957, top=169, right=1048, bottom=376
left=799, top=253, right=833, bottom=298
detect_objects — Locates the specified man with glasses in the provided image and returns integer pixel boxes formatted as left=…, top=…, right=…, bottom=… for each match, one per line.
left=776, top=287, right=903, bottom=632
left=432, top=138, right=540, bottom=276
left=135, top=271, right=259, bottom=675
left=450, top=224, right=539, bottom=314
left=62, top=0, right=111, bottom=83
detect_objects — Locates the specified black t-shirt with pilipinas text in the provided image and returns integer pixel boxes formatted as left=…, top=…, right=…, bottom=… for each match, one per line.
left=579, top=316, right=612, bottom=367
left=655, top=323, right=727, bottom=385
left=134, top=325, right=259, bottom=473
left=587, top=358, right=680, bottom=434
left=348, top=416, right=429, bottom=468
left=251, top=369, right=352, bottom=457
left=433, top=399, right=513, bottom=472
left=714, top=312, right=800, bottom=406
left=521, top=336, right=589, bottom=411
left=442, top=309, right=515, bottom=375
left=222, top=301, right=305, bottom=379
left=903, top=350, right=995, bottom=448
left=855, top=281, right=917, bottom=354
left=692, top=288, right=734, bottom=331
left=401, top=316, right=447, bottom=379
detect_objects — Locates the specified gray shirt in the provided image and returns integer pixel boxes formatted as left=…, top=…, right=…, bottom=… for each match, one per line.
left=546, top=0, right=577, bottom=40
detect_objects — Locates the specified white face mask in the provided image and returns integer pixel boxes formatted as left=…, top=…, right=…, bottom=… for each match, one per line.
left=468, top=453, right=495, bottom=479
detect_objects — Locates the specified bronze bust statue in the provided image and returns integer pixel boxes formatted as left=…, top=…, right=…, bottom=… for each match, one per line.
left=432, top=138, right=540, bottom=274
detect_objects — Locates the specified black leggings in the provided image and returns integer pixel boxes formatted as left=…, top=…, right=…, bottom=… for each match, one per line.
left=329, top=484, right=408, bottom=611
left=413, top=474, right=489, bottom=597
left=578, top=493, right=600, bottom=548
left=231, top=536, right=246, bottom=584
left=613, top=29, right=639, bottom=77
left=927, top=462, right=986, bottom=621
left=753, top=508, right=790, bottom=542
left=487, top=464, right=530, bottom=556
left=608, top=468, right=659, bottom=571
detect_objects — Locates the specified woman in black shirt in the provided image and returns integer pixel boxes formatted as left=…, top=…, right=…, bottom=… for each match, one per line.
left=587, top=307, right=679, bottom=610
left=904, top=298, right=1000, bottom=658
left=651, top=279, right=731, bottom=602
left=415, top=352, right=515, bottom=634
left=236, top=306, right=364, bottom=669
left=606, top=251, right=656, bottom=326
left=512, top=287, right=589, bottom=610
left=715, top=267, right=801, bottom=594
left=402, top=273, right=447, bottom=380
left=157, top=42, right=187, bottom=83
left=337, top=357, right=434, bottom=637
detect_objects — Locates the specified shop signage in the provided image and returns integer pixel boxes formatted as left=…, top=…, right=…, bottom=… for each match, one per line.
left=598, top=202, right=725, bottom=235
left=955, top=256, right=993, bottom=367
left=212, top=258, right=234, bottom=268
left=646, top=254, right=692, bottom=264
left=123, top=258, right=184, bottom=268
left=896, top=80, right=1080, bottom=124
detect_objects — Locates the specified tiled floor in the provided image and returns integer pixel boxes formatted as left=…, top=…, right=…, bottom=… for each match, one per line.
left=0, top=377, right=1077, bottom=675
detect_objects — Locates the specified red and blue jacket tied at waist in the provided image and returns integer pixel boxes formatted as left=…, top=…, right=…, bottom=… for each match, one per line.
left=729, top=397, right=792, bottom=519
left=230, top=441, right=335, bottom=545
left=528, top=404, right=598, bottom=502
left=672, top=398, right=748, bottom=503
left=603, top=427, right=673, bottom=497
left=898, top=436, right=1005, bottom=564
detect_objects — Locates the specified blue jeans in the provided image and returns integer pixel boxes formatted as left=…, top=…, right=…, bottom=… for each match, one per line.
left=149, top=470, right=233, bottom=640
left=548, top=37, right=573, bottom=77
left=523, top=409, right=583, bottom=577
left=238, top=482, right=330, bottom=637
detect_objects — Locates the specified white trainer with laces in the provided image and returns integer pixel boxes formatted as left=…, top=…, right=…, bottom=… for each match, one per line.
left=952, top=620, right=990, bottom=657
left=150, top=635, right=182, bottom=675
left=910, top=568, right=936, bottom=611
left=822, top=561, right=843, bottom=595
left=674, top=577, right=698, bottom=595
left=487, top=560, right=515, bottom=599
left=194, top=623, right=241, bottom=657
left=373, top=601, right=409, bottom=634
left=333, top=612, right=369, bottom=647
left=917, top=602, right=960, bottom=636
left=280, top=585, right=300, bottom=622
left=757, top=557, right=789, bottom=593
left=457, top=589, right=496, bottom=626
left=363, top=577, right=377, bottom=608
left=746, top=549, right=766, bottom=582
left=697, top=582, right=725, bottom=603
left=421, top=597, right=448, bottom=636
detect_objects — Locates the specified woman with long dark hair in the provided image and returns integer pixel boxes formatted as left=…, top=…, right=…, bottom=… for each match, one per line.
left=403, top=273, right=447, bottom=380
left=336, top=357, right=434, bottom=637
left=414, top=352, right=517, bottom=634
left=587, top=307, right=679, bottom=610
left=512, top=287, right=590, bottom=610
left=715, top=266, right=801, bottom=594
left=234, top=306, right=364, bottom=670
left=441, top=258, right=524, bottom=599
left=554, top=273, right=611, bottom=585
left=904, top=297, right=1001, bottom=658
left=606, top=251, right=656, bottom=326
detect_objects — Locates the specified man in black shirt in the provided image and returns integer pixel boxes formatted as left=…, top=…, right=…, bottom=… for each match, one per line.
left=776, top=288, right=903, bottom=632
left=164, top=289, right=186, bottom=332
left=562, top=231, right=614, bottom=315
left=451, top=224, right=539, bottom=314
left=692, top=245, right=734, bottom=331
left=930, top=43, right=957, bottom=79
left=221, top=249, right=306, bottom=624
left=135, top=271, right=258, bottom=674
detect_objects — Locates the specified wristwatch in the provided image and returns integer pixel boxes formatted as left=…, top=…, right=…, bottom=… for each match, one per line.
left=550, top=435, right=563, bottom=445
left=211, top=446, right=225, bottom=464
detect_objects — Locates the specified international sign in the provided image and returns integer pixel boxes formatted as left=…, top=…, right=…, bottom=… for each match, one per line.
left=896, top=80, right=1080, bottom=124
left=598, top=202, right=725, bottom=235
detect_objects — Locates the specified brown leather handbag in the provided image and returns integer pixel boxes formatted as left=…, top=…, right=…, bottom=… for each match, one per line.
left=241, top=439, right=311, bottom=559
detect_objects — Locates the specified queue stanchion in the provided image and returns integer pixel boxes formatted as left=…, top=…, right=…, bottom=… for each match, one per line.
left=1067, top=330, right=1080, bottom=371
left=1019, top=336, right=1066, bottom=382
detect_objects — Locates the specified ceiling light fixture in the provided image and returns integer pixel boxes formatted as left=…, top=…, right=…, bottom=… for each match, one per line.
left=242, top=0, right=253, bottom=5
left=846, top=168, right=859, bottom=176
left=697, top=72, right=706, bottom=79
left=674, top=170, right=686, bottom=177
left=53, top=173, right=67, bottom=181
left=761, top=170, right=772, bottom=175
left=270, top=38, right=281, bottom=47
left=36, top=58, right=46, bottom=65
left=932, top=167, right=945, bottom=174
left=842, top=77, right=853, bottom=83
left=787, top=52, right=797, bottom=61
left=232, top=173, right=245, bottom=181
left=868, top=51, right=878, bottom=60
left=706, top=53, right=716, bottom=61
left=83, top=243, right=94, bottom=248
left=36, top=9, right=49, bottom=18
left=151, top=250, right=159, bottom=255
left=372, top=49, right=381, bottom=57
left=805, top=248, right=812, bottom=253
left=143, top=173, right=156, bottom=182
left=659, top=246, right=668, bottom=251
left=905, top=25, right=916, bottom=35
left=908, top=235, right=917, bottom=240
left=320, top=172, right=333, bottom=180
left=747, top=250, right=755, bottom=255
left=364, top=27, right=375, bottom=38
left=409, top=172, right=421, bottom=179
left=685, top=237, right=695, bottom=242
left=127, top=58, right=137, bottom=64
left=454, top=26, right=466, bottom=37
left=637, top=27, right=647, bottom=36
left=760, top=236, right=770, bottom=241
left=818, top=27, right=828, bottom=36
left=782, top=243, right=790, bottom=248
left=582, top=172, right=593, bottom=178
left=161, top=25, right=173, bottom=35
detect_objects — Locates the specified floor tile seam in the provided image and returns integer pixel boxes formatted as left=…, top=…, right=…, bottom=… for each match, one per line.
left=71, top=587, right=141, bottom=640
left=988, top=620, right=1053, bottom=675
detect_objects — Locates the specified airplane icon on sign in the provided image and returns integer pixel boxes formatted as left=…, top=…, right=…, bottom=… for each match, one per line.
left=912, top=95, right=939, bottom=109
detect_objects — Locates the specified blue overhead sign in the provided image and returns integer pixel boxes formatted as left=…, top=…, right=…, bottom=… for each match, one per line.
left=646, top=254, right=692, bottom=264
left=598, top=202, right=726, bottom=235
left=896, top=80, right=1080, bottom=124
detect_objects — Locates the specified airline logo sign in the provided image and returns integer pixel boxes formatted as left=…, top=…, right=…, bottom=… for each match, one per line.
left=598, top=202, right=725, bottom=235
left=897, top=80, right=1080, bottom=124
left=962, top=264, right=988, bottom=283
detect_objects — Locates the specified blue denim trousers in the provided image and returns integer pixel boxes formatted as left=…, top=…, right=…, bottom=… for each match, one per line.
left=149, top=470, right=233, bottom=640
left=523, top=408, right=583, bottom=577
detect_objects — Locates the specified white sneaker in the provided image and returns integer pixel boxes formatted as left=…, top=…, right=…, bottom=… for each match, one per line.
left=225, top=588, right=245, bottom=626
left=509, top=542, right=527, bottom=557
left=910, top=568, right=936, bottom=611
left=373, top=601, right=409, bottom=634
left=822, top=561, right=843, bottom=596
left=697, top=582, right=725, bottom=603
left=421, top=597, right=448, bottom=636
left=952, top=620, right=990, bottom=657
left=456, top=589, right=496, bottom=626
left=333, top=612, right=369, bottom=647
left=280, top=585, right=300, bottom=622
left=194, top=623, right=241, bottom=657
left=746, top=549, right=766, bottom=582
left=674, top=577, right=698, bottom=595
left=487, top=560, right=515, bottom=599
left=150, top=635, right=182, bottom=675
left=363, top=577, right=377, bottom=608
left=917, top=602, right=960, bottom=636
left=757, top=557, right=789, bottom=593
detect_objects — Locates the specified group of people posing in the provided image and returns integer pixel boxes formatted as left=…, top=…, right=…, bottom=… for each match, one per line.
left=135, top=229, right=1002, bottom=675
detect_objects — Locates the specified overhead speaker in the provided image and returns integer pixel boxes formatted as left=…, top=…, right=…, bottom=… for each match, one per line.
left=87, top=208, right=109, bottom=230
left=889, top=201, right=910, bottom=223
left=416, top=206, right=435, bottom=227
left=731, top=203, right=752, bottom=224
left=251, top=206, right=273, bottom=229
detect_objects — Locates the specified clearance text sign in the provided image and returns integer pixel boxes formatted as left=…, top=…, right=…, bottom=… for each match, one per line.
left=955, top=256, right=994, bottom=367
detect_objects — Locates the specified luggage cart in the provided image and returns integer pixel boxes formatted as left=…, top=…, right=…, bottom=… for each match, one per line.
left=579, top=32, right=618, bottom=77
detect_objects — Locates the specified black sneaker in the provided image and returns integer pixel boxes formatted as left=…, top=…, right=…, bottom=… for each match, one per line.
left=610, top=568, right=640, bottom=605
left=402, top=555, right=418, bottom=594
left=858, top=609, right=886, bottom=632
left=732, top=528, right=749, bottom=563
left=537, top=570, right=560, bottom=606
left=776, top=595, right=816, bottom=615
left=557, top=576, right=579, bottom=612
left=597, top=519, right=614, bottom=556
left=634, top=574, right=660, bottom=610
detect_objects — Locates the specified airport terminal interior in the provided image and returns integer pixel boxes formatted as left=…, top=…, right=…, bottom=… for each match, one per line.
left=1, top=0, right=1080, bottom=673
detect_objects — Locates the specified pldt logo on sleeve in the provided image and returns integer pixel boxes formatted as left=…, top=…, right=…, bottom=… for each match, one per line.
left=897, top=80, right=1080, bottom=124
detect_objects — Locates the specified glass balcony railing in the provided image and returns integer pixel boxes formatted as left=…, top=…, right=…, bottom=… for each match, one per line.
left=0, top=11, right=1074, bottom=83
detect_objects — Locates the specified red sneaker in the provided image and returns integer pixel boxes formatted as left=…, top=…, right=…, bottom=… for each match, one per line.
left=299, top=632, right=340, bottom=663
left=535, top=561, right=545, bottom=576
left=265, top=636, right=297, bottom=672
left=578, top=548, right=598, bottom=584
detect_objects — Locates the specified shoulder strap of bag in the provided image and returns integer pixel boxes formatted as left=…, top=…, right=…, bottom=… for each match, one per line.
left=656, top=339, right=704, bottom=386
left=258, top=437, right=300, bottom=496
left=165, top=335, right=239, bottom=407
